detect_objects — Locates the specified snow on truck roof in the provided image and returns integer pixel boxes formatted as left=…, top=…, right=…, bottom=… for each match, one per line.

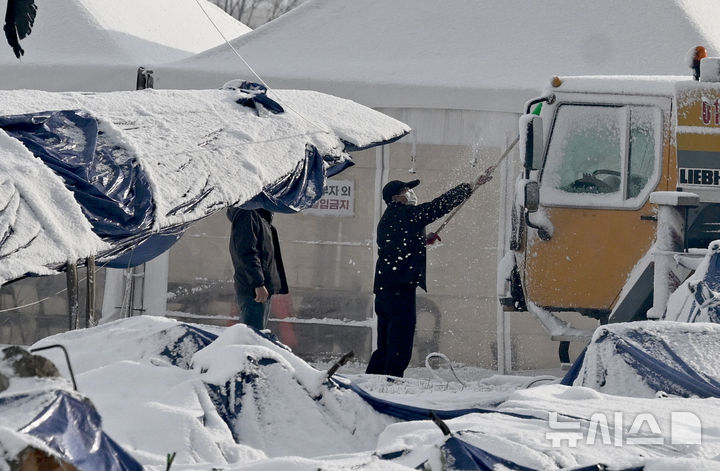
left=545, top=75, right=695, bottom=97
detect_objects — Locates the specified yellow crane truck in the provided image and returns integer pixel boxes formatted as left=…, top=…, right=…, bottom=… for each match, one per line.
left=499, top=48, right=720, bottom=343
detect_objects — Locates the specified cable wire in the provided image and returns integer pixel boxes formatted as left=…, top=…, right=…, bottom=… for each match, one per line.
left=192, top=0, right=331, bottom=134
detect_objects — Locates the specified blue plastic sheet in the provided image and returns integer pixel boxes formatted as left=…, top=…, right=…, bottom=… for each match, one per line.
left=0, top=91, right=400, bottom=278
left=562, top=329, right=720, bottom=398
left=240, top=144, right=327, bottom=213
left=19, top=389, right=143, bottom=471
left=158, top=323, right=218, bottom=369
left=682, top=247, right=720, bottom=323
left=340, top=380, right=536, bottom=421
left=103, top=227, right=186, bottom=269
left=560, top=347, right=586, bottom=386
left=440, top=435, right=538, bottom=471
left=0, top=110, right=155, bottom=241
left=232, top=81, right=285, bottom=115
left=382, top=433, right=644, bottom=471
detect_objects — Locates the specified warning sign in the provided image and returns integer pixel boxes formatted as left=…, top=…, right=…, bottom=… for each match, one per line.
left=304, top=179, right=354, bottom=217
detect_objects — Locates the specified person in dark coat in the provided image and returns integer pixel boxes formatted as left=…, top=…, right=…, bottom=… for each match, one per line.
left=227, top=207, right=288, bottom=330
left=366, top=173, right=492, bottom=377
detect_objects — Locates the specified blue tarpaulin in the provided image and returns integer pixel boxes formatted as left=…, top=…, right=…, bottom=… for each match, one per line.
left=0, top=99, right=360, bottom=269
left=380, top=431, right=644, bottom=471
left=18, top=390, right=143, bottom=471
left=158, top=323, right=219, bottom=368
left=339, top=380, right=536, bottom=422
left=240, top=144, right=328, bottom=213
left=440, top=435, right=538, bottom=471
left=561, top=325, right=720, bottom=397
left=0, top=110, right=156, bottom=241
left=669, top=242, right=720, bottom=323
left=0, top=86, right=410, bottom=283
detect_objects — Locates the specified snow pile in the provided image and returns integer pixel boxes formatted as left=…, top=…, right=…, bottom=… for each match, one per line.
left=5, top=315, right=716, bottom=470
left=30, top=316, right=395, bottom=468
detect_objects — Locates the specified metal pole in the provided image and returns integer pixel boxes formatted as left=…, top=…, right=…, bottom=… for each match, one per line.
left=86, top=256, right=96, bottom=327
left=647, top=192, right=699, bottom=319
left=496, top=134, right=516, bottom=374
left=66, top=262, right=79, bottom=330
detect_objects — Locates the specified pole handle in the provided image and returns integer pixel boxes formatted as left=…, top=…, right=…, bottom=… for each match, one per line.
left=429, top=135, right=519, bottom=241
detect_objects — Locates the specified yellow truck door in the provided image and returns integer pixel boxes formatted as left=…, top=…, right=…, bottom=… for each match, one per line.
left=524, top=96, right=671, bottom=314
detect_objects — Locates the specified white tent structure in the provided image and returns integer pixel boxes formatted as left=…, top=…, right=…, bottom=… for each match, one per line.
left=159, top=0, right=720, bottom=110
left=0, top=0, right=250, bottom=344
left=0, top=0, right=249, bottom=91
left=148, top=0, right=720, bottom=371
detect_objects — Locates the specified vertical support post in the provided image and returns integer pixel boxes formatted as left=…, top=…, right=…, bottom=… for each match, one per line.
left=136, top=67, right=154, bottom=90
left=86, top=256, right=96, bottom=327
left=370, top=144, right=391, bottom=357
left=647, top=192, right=699, bottom=319
left=66, top=262, right=79, bottom=330
left=496, top=134, right=516, bottom=374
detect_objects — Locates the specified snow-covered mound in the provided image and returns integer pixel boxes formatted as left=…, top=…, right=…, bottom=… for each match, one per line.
left=0, top=345, right=143, bottom=470
left=31, top=316, right=394, bottom=467
left=564, top=321, right=720, bottom=398
left=11, top=316, right=720, bottom=470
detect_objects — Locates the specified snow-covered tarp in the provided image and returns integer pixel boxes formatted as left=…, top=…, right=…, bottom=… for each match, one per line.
left=562, top=321, right=720, bottom=398
left=0, top=85, right=409, bottom=284
left=665, top=240, right=720, bottom=324
left=11, top=315, right=720, bottom=470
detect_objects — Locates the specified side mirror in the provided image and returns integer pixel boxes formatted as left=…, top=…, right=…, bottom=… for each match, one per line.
left=524, top=180, right=539, bottom=212
left=519, top=115, right=543, bottom=173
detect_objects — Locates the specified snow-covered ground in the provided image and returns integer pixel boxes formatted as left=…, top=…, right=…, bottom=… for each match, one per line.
left=3, top=315, right=720, bottom=470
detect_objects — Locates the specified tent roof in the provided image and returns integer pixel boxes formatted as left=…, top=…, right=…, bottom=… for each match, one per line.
left=162, top=0, right=720, bottom=112
left=0, top=0, right=250, bottom=65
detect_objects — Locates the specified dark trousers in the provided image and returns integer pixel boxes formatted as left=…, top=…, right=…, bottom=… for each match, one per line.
left=237, top=294, right=272, bottom=330
left=365, top=285, right=416, bottom=377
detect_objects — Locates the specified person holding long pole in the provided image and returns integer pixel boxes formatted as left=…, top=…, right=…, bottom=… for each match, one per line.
left=366, top=170, right=493, bottom=377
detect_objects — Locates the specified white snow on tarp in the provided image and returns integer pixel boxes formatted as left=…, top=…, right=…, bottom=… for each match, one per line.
left=159, top=0, right=720, bottom=111
left=14, top=315, right=720, bottom=470
left=0, top=131, right=108, bottom=280
left=569, top=321, right=720, bottom=398
left=0, top=0, right=250, bottom=65
left=28, top=316, right=394, bottom=466
left=0, top=87, right=410, bottom=284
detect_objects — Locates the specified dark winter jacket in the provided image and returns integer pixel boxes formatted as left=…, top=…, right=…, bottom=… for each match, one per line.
left=227, top=207, right=288, bottom=297
left=373, top=183, right=472, bottom=293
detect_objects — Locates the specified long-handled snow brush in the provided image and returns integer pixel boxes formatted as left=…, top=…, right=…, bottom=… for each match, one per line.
left=426, top=135, right=519, bottom=245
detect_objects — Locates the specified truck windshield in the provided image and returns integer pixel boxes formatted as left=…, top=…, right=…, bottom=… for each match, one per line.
left=541, top=103, right=661, bottom=206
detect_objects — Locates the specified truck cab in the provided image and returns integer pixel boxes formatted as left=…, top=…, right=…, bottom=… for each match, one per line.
left=501, top=53, right=720, bottom=330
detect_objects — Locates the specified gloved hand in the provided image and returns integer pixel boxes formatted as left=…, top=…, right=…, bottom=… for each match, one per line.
left=426, top=232, right=442, bottom=245
left=474, top=166, right=495, bottom=187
